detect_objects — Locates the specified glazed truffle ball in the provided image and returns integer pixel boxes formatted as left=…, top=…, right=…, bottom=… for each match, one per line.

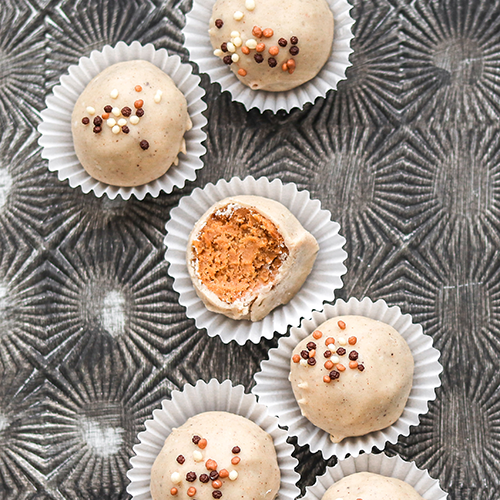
left=186, top=195, right=319, bottom=322
left=209, top=0, right=334, bottom=91
left=290, top=316, right=414, bottom=443
left=150, top=411, right=281, bottom=500
left=71, top=60, right=192, bottom=187
left=322, top=472, right=424, bottom=500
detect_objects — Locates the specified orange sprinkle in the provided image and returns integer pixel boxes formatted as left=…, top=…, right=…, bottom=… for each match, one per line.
left=348, top=336, right=357, bottom=345
left=323, top=375, right=331, bottom=383
left=102, top=113, right=110, bottom=119
left=286, top=58, right=296, bottom=69
left=241, top=46, right=250, bottom=55
left=337, top=363, right=346, bottom=372
left=292, top=354, right=300, bottom=363
left=134, top=99, right=144, bottom=109
left=170, top=488, right=178, bottom=496
left=324, top=360, right=334, bottom=370
left=338, top=320, right=346, bottom=330
left=269, top=46, right=279, bottom=56
left=212, top=480, right=222, bottom=488
left=282, top=62, right=288, bottom=71
left=349, top=361, right=358, bottom=369
left=135, top=85, right=142, bottom=92
left=313, top=330, right=323, bottom=340
left=231, top=456, right=241, bottom=465
left=309, top=349, right=316, bottom=358
left=263, top=28, right=273, bottom=38
left=325, top=337, right=335, bottom=346
left=256, top=43, right=265, bottom=52
left=238, top=68, right=247, bottom=76
left=288, top=67, right=295, bottom=75
left=206, top=459, right=218, bottom=471
left=187, top=487, right=196, bottom=497
left=219, top=469, right=229, bottom=478
left=252, top=26, right=263, bottom=38
left=198, top=438, right=207, bottom=449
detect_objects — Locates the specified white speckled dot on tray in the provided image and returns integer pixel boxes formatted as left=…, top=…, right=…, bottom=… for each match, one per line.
left=164, top=176, right=348, bottom=345
left=126, top=379, right=300, bottom=500
left=252, top=297, right=443, bottom=459
left=38, top=41, right=207, bottom=200
left=304, top=453, right=448, bottom=500
left=183, top=0, right=355, bottom=113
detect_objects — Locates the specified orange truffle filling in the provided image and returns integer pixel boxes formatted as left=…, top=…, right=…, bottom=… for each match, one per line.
left=192, top=205, right=289, bottom=303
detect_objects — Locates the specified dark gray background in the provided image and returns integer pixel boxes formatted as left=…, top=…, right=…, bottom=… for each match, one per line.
left=0, top=0, right=497, bottom=498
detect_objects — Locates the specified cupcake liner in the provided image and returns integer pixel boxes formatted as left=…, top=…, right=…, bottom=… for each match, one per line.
left=38, top=41, right=207, bottom=200
left=164, top=176, right=348, bottom=345
left=126, top=379, right=300, bottom=500
left=183, top=0, right=355, bottom=113
left=253, top=297, right=443, bottom=459
left=305, top=452, right=447, bottom=500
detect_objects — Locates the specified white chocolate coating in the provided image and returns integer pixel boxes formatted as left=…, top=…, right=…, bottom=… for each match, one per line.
left=290, top=316, right=414, bottom=442
left=150, top=411, right=280, bottom=500
left=209, top=0, right=334, bottom=91
left=71, top=60, right=192, bottom=187
left=186, top=195, right=319, bottom=322
left=322, top=472, right=424, bottom=500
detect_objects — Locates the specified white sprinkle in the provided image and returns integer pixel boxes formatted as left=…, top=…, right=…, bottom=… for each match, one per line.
left=229, top=470, right=238, bottom=481
left=193, top=450, right=203, bottom=462
left=233, top=10, right=244, bottom=20
left=110, top=89, right=119, bottom=99
left=327, top=343, right=335, bottom=350
left=298, top=382, right=309, bottom=389
left=118, top=118, right=127, bottom=127
left=300, top=359, right=308, bottom=367
left=297, top=398, right=307, bottom=405
left=245, top=0, right=256, bottom=10
left=214, top=49, right=223, bottom=57
left=110, top=107, right=120, bottom=117
left=130, top=116, right=140, bottom=125
left=86, top=106, right=95, bottom=115
left=112, top=125, right=120, bottom=134
left=106, top=118, right=116, bottom=127
left=180, top=138, right=187, bottom=155
left=230, top=30, right=240, bottom=38
left=233, top=36, right=242, bottom=47
left=331, top=355, right=340, bottom=364
left=154, top=90, right=163, bottom=103
left=227, top=42, right=236, bottom=53
left=245, top=39, right=257, bottom=49
left=171, top=472, right=181, bottom=484
left=231, top=53, right=240, bottom=62
left=338, top=337, right=347, bottom=346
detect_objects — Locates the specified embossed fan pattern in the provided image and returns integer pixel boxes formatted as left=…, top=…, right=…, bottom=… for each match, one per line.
left=0, top=0, right=498, bottom=498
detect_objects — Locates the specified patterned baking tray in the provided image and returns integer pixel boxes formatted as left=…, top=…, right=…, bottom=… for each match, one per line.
left=0, top=0, right=497, bottom=498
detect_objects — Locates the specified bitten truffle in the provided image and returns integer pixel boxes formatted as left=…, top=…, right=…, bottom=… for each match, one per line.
left=71, top=60, right=192, bottom=187
left=186, top=195, right=319, bottom=322
left=290, top=316, right=414, bottom=442
left=208, top=0, right=334, bottom=91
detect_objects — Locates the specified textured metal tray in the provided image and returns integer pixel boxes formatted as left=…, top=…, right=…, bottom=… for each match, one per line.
left=0, top=0, right=496, bottom=498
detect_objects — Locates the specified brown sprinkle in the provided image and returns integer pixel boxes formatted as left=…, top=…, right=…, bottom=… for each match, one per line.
left=338, top=320, right=346, bottom=330
left=301, top=350, right=309, bottom=360
left=290, top=46, right=299, bottom=56
left=136, top=108, right=145, bottom=117
left=278, top=38, right=288, bottom=47
left=212, top=480, right=222, bottom=489
left=215, top=19, right=224, bottom=29
left=104, top=105, right=113, bottom=113
left=290, top=36, right=298, bottom=45
left=209, top=470, right=219, bottom=481
left=200, top=474, right=210, bottom=483
left=324, top=350, right=332, bottom=358
left=231, top=456, right=241, bottom=465
left=191, top=433, right=200, bottom=444
left=93, top=126, right=101, bottom=134
left=358, top=364, right=365, bottom=371
left=268, top=57, right=277, bottom=68
left=223, top=55, right=233, bottom=65
left=221, top=42, right=228, bottom=52
left=135, top=85, right=142, bottom=92
left=134, top=99, right=144, bottom=109
left=330, top=370, right=340, bottom=380
left=93, top=116, right=102, bottom=126
left=219, top=469, right=229, bottom=478
left=140, top=140, right=149, bottom=150
left=349, top=351, right=359, bottom=361
left=337, top=347, right=346, bottom=356
left=121, top=106, right=132, bottom=117
left=176, top=455, right=185, bottom=464
left=348, top=336, right=357, bottom=345
left=306, top=342, right=316, bottom=351
left=254, top=53, right=264, bottom=63
left=307, top=357, right=316, bottom=366
left=122, top=126, right=130, bottom=134
left=313, top=330, right=322, bottom=339
left=186, top=471, right=197, bottom=482
left=213, top=492, right=222, bottom=499
left=263, top=28, right=273, bottom=37
left=252, top=26, right=263, bottom=38
left=232, top=446, right=241, bottom=454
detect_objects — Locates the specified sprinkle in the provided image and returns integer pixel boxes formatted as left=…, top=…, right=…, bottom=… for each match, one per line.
left=324, top=360, right=334, bottom=370
left=233, top=37, right=242, bottom=47
left=223, top=55, right=233, bottom=65
left=349, top=351, right=359, bottom=361
left=323, top=375, right=331, bottom=383
left=309, top=349, right=316, bottom=358
left=187, top=487, right=196, bottom=497
left=193, top=450, right=203, bottom=462
left=93, top=126, right=101, bottom=134
left=93, top=116, right=103, bottom=126
left=200, top=474, right=209, bottom=483
left=229, top=470, right=238, bottom=481
left=268, top=57, right=277, bottom=68
left=232, top=446, right=241, bottom=454
left=86, top=106, right=95, bottom=115
left=231, top=53, right=240, bottom=62
left=214, top=49, right=224, bottom=57
left=118, top=118, right=127, bottom=127
left=256, top=43, right=265, bottom=52
left=219, top=469, right=229, bottom=478
left=233, top=11, right=244, bottom=20
left=337, top=364, right=346, bottom=372
left=112, top=125, right=120, bottom=134
left=298, top=382, right=309, bottom=389
left=215, top=19, right=223, bottom=29
left=300, top=359, right=308, bottom=367
left=82, top=117, right=90, bottom=125
left=301, top=350, right=309, bottom=360
left=210, top=470, right=219, bottom=481
left=290, top=36, right=299, bottom=45
left=206, top=459, right=218, bottom=471
left=213, top=492, right=222, bottom=499
left=112, top=107, right=121, bottom=117
left=263, top=28, right=273, bottom=37
left=282, top=62, right=288, bottom=72
left=349, top=361, right=359, bottom=369
left=325, top=337, right=335, bottom=346
left=221, top=42, right=228, bottom=52
left=254, top=53, right=264, bottom=63
left=134, top=99, right=144, bottom=109
left=121, top=107, right=132, bottom=117
left=186, top=471, right=197, bottom=482
left=358, top=364, right=365, bottom=372
left=130, top=115, right=140, bottom=125
left=286, top=58, right=296, bottom=74
left=313, top=330, right=322, bottom=339
left=336, top=347, right=346, bottom=356
left=338, top=320, right=346, bottom=330
left=212, top=480, right=222, bottom=489
left=324, top=350, right=332, bottom=358
left=110, top=89, right=119, bottom=99
left=231, top=30, right=240, bottom=37
left=252, top=26, right=263, bottom=38
left=330, top=370, right=340, bottom=380
left=104, top=105, right=113, bottom=113
left=297, top=398, right=307, bottom=404
left=331, top=355, right=340, bottom=364
left=269, top=46, right=279, bottom=56
left=307, top=342, right=316, bottom=351
left=198, top=438, right=208, bottom=449
left=192, top=435, right=201, bottom=445
left=171, top=472, right=181, bottom=484
left=122, top=125, right=130, bottom=134
left=227, top=42, right=236, bottom=53
left=170, top=487, right=178, bottom=495
left=338, top=337, right=347, bottom=346
left=278, top=38, right=288, bottom=47
left=176, top=455, right=185, bottom=464
left=107, top=118, right=116, bottom=127
left=241, top=46, right=250, bottom=55
left=140, top=140, right=149, bottom=150
left=290, top=46, right=300, bottom=56
left=135, top=85, right=143, bottom=92
left=154, top=90, right=163, bottom=103
left=231, top=456, right=240, bottom=465
left=292, top=354, right=300, bottom=363
left=102, top=113, right=110, bottom=119
left=245, top=0, right=255, bottom=10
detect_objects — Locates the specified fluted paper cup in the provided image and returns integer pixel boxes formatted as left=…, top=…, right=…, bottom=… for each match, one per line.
left=305, top=452, right=447, bottom=500
left=38, top=41, right=207, bottom=200
left=253, top=297, right=443, bottom=459
left=183, top=0, right=354, bottom=113
left=164, top=176, right=348, bottom=345
left=126, top=379, right=300, bottom=500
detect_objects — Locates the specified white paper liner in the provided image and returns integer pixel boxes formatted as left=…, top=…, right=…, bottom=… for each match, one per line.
left=305, top=453, right=448, bottom=500
left=164, top=176, right=348, bottom=345
left=183, top=0, right=355, bottom=113
left=38, top=41, right=207, bottom=200
left=253, top=297, right=443, bottom=459
left=126, top=379, right=300, bottom=500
